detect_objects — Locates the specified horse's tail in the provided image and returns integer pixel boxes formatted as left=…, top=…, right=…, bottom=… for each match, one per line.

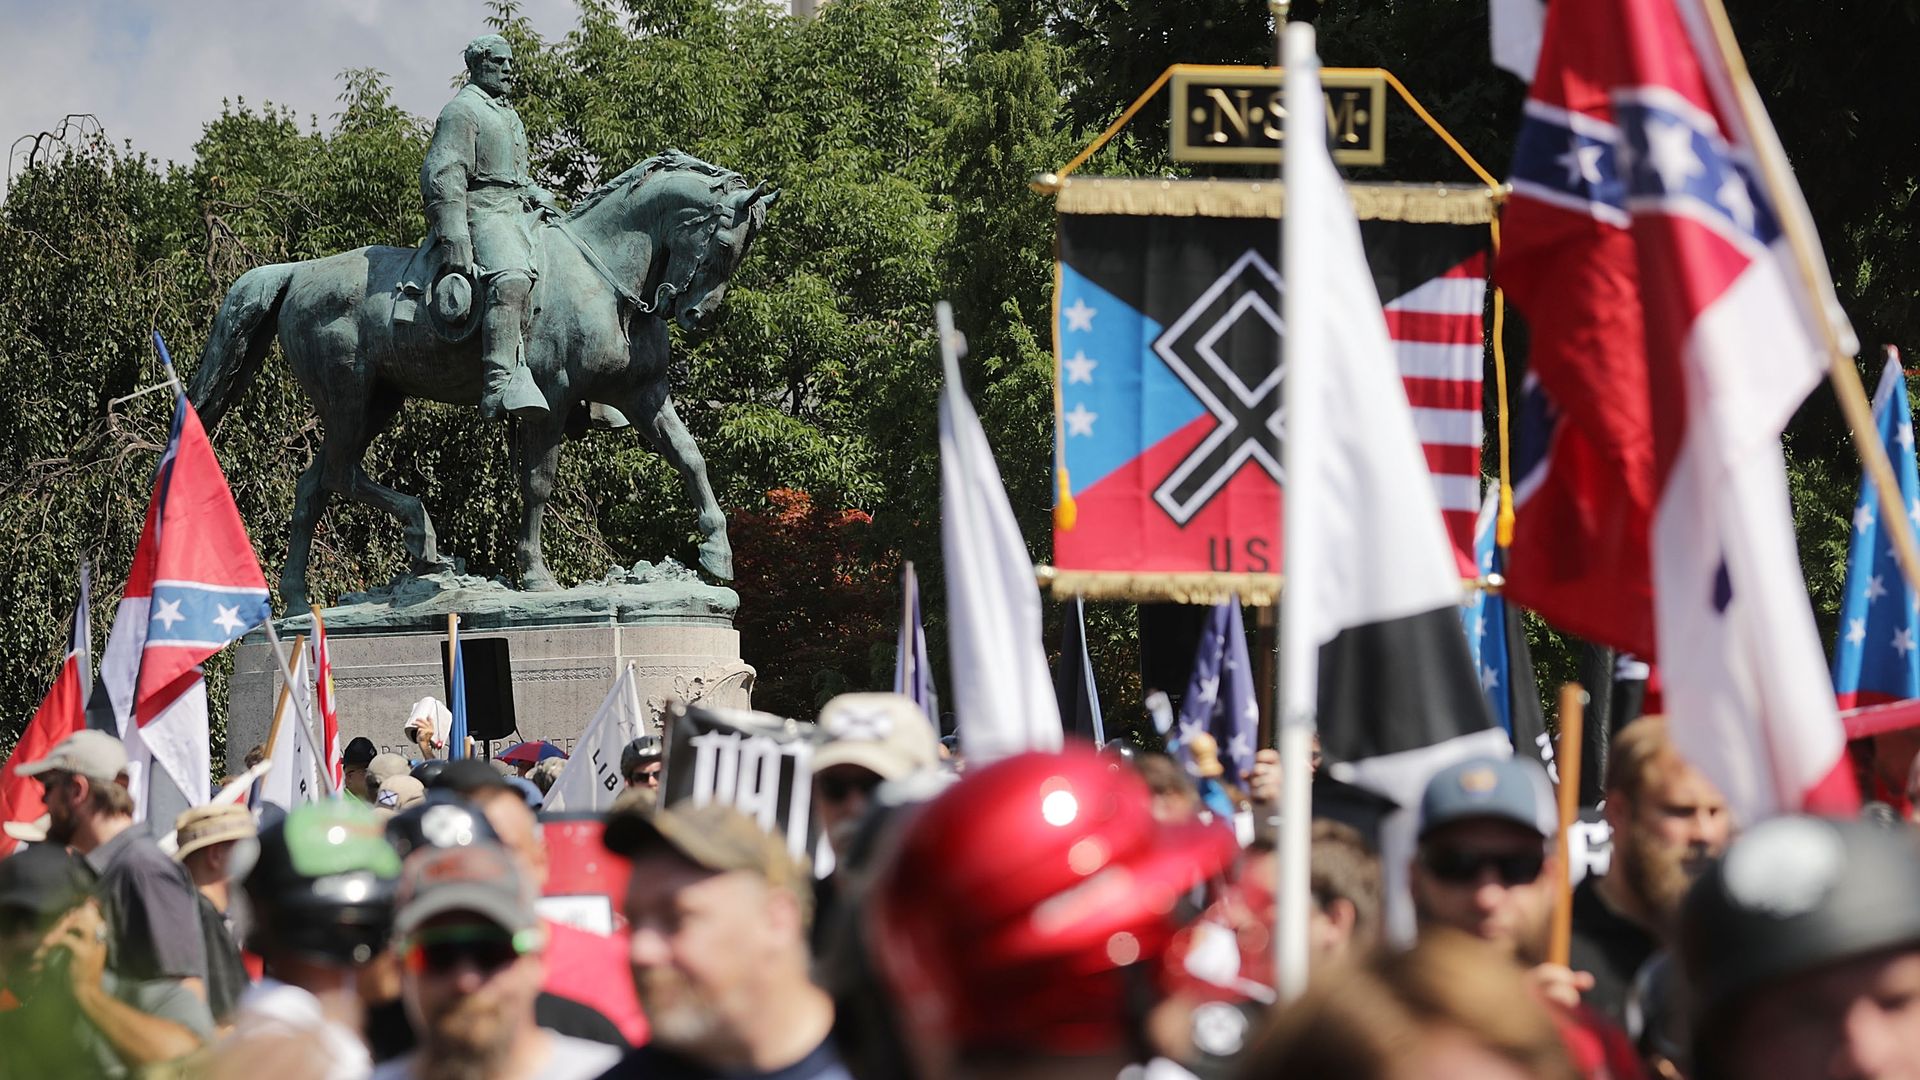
left=190, top=262, right=295, bottom=431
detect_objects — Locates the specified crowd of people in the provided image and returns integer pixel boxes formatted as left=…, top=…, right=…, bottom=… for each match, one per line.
left=2, top=695, right=1919, bottom=1080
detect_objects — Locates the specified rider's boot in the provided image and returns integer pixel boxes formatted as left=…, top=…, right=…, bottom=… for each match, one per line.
left=479, top=274, right=548, bottom=420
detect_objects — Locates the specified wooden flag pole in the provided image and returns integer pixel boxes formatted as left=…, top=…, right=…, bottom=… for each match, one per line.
left=1693, top=0, right=1920, bottom=600
left=260, top=633, right=308, bottom=759
left=1548, top=682, right=1586, bottom=967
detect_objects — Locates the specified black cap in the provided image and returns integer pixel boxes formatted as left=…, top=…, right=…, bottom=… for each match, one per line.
left=1313, top=774, right=1399, bottom=852
left=384, top=791, right=502, bottom=861
left=0, top=845, right=94, bottom=919
left=411, top=759, right=449, bottom=788
left=1681, top=816, right=1920, bottom=1028
left=342, top=737, right=379, bottom=768
left=433, top=758, right=511, bottom=795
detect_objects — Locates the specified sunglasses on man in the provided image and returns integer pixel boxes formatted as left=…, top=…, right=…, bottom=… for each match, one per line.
left=1420, top=848, right=1545, bottom=887
left=403, top=925, right=541, bottom=977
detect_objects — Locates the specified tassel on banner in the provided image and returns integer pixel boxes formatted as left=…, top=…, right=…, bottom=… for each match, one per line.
left=1054, top=467, right=1078, bottom=531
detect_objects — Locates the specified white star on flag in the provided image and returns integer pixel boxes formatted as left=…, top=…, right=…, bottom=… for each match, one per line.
left=1228, top=731, right=1251, bottom=763
left=1645, top=117, right=1704, bottom=192
left=1900, top=425, right=1915, bottom=450
left=1855, top=502, right=1877, bottom=533
left=1869, top=574, right=1889, bottom=602
left=1846, top=618, right=1868, bottom=646
left=152, top=598, right=185, bottom=631
left=212, top=604, right=246, bottom=636
left=1063, top=351, right=1098, bottom=384
left=1480, top=664, right=1500, bottom=692
left=1197, top=675, right=1220, bottom=704
left=1894, top=627, right=1917, bottom=657
left=1556, top=138, right=1605, bottom=187
left=1908, top=497, right=1920, bottom=530
left=1063, top=297, right=1097, bottom=332
left=1716, top=171, right=1755, bottom=233
left=1178, top=717, right=1208, bottom=747
left=1064, top=403, right=1098, bottom=437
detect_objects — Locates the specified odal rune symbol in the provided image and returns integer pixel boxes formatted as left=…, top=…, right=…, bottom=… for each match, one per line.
left=1151, top=249, right=1285, bottom=525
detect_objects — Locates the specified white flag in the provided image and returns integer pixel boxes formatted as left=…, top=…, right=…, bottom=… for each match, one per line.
left=545, top=665, right=644, bottom=813
left=937, top=302, right=1061, bottom=766
left=258, top=651, right=319, bottom=811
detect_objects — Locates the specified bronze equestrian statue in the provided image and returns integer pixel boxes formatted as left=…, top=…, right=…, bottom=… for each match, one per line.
left=188, top=55, right=773, bottom=613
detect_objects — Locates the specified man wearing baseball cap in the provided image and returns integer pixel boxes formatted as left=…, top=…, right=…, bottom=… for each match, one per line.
left=372, top=841, right=618, bottom=1080
left=174, top=803, right=258, bottom=1022
left=1681, top=815, right=1920, bottom=1080
left=1409, top=756, right=1641, bottom=1079
left=810, top=694, right=940, bottom=864
left=341, top=739, right=381, bottom=804
left=19, top=730, right=208, bottom=995
left=597, top=802, right=845, bottom=1079
left=0, top=844, right=212, bottom=1076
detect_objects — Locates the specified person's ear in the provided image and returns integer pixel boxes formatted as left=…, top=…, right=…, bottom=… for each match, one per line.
left=1327, top=896, right=1358, bottom=939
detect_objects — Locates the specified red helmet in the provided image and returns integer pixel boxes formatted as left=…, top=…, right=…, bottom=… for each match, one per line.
left=870, top=746, right=1238, bottom=1057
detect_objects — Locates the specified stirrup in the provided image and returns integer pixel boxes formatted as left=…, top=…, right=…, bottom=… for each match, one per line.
left=502, top=364, right=548, bottom=416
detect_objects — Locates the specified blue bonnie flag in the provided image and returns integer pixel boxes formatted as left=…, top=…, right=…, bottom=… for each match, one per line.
left=1171, top=598, right=1257, bottom=783
left=1833, top=355, right=1920, bottom=710
left=447, top=620, right=469, bottom=760
left=1464, top=492, right=1552, bottom=767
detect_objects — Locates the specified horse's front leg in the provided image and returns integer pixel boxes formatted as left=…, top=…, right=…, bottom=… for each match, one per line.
left=515, top=416, right=565, bottom=592
left=627, top=380, right=731, bottom=581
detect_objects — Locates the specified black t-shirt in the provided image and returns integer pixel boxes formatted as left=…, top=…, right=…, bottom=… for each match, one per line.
left=195, top=893, right=250, bottom=1024
left=86, top=828, right=207, bottom=984
left=596, top=1037, right=852, bottom=1080
left=364, top=990, right=628, bottom=1063
left=1567, top=875, right=1658, bottom=1024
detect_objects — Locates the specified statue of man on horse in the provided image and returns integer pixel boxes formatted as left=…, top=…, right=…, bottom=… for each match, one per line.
left=188, top=35, right=775, bottom=614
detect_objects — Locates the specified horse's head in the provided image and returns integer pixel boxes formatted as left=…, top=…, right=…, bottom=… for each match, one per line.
left=664, top=178, right=776, bottom=333
left=571, top=153, right=776, bottom=332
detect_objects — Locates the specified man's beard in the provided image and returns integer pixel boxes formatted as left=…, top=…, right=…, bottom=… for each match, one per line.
left=418, top=989, right=517, bottom=1080
left=635, top=966, right=732, bottom=1054
left=1620, top=817, right=1709, bottom=931
left=44, top=805, right=76, bottom=846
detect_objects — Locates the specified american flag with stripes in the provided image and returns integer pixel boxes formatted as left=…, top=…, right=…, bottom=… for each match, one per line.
left=1386, top=252, right=1487, bottom=559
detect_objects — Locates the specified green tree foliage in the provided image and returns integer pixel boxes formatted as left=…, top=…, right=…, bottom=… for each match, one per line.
left=0, top=0, right=1901, bottom=759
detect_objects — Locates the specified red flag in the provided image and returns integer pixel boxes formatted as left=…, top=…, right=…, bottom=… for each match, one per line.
left=314, top=609, right=343, bottom=795
left=1, top=568, right=91, bottom=853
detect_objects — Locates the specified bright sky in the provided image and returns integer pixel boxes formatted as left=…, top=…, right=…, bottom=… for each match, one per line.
left=2, top=0, right=582, bottom=193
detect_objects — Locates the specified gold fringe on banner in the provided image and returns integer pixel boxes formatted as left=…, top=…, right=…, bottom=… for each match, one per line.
left=1039, top=567, right=1283, bottom=606
left=1054, top=177, right=1500, bottom=225
left=1039, top=566, right=1503, bottom=606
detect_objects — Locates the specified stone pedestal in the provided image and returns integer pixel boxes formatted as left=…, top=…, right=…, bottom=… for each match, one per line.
left=225, top=563, right=752, bottom=771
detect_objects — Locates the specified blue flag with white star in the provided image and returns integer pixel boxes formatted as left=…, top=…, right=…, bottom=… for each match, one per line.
left=1170, top=598, right=1257, bottom=783
left=1463, top=492, right=1552, bottom=767
left=1833, top=357, right=1920, bottom=709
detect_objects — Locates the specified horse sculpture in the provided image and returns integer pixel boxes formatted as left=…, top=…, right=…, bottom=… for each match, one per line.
left=188, top=150, right=774, bottom=613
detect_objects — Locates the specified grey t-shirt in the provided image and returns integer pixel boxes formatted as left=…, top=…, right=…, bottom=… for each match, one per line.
left=0, top=970, right=213, bottom=1079
left=371, top=1030, right=620, bottom=1080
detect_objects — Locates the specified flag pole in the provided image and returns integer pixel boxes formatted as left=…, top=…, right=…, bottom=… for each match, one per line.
left=1274, top=12, right=1317, bottom=1006
left=1691, top=0, right=1920, bottom=599
left=260, top=620, right=322, bottom=763
left=260, top=633, right=308, bottom=759
left=1548, top=682, right=1585, bottom=967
